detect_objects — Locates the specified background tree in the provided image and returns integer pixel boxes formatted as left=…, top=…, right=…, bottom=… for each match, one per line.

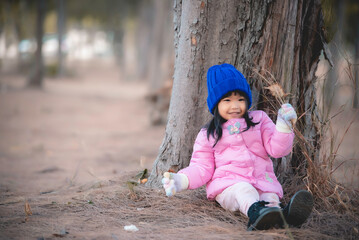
left=141, top=0, right=175, bottom=125
left=57, top=0, right=65, bottom=77
left=0, top=0, right=29, bottom=72
left=321, top=0, right=359, bottom=110
left=28, top=0, right=46, bottom=87
left=147, top=0, right=329, bottom=191
left=65, top=0, right=142, bottom=80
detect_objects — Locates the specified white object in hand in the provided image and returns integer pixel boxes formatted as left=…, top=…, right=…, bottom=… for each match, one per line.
left=162, top=172, right=189, bottom=197
left=276, top=103, right=297, bottom=133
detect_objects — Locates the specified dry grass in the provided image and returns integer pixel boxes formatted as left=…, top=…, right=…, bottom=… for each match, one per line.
left=305, top=71, right=358, bottom=214
left=1, top=172, right=358, bottom=239
left=251, top=67, right=359, bottom=218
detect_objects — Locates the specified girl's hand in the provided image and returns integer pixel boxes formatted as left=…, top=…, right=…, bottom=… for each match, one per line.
left=162, top=172, right=189, bottom=197
left=276, top=103, right=297, bottom=133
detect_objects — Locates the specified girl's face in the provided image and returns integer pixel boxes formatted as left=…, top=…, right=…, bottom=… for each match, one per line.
left=218, top=92, right=247, bottom=120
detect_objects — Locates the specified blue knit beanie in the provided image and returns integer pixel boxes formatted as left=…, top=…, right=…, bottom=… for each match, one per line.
left=206, top=63, right=252, bottom=114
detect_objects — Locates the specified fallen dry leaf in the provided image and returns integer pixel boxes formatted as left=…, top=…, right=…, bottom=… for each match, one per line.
left=25, top=201, right=32, bottom=216
left=265, top=84, right=288, bottom=99
left=265, top=83, right=296, bottom=126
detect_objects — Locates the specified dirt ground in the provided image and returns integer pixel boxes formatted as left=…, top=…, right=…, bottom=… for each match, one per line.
left=0, top=59, right=358, bottom=239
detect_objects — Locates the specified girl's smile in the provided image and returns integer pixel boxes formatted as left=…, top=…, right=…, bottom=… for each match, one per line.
left=218, top=92, right=247, bottom=120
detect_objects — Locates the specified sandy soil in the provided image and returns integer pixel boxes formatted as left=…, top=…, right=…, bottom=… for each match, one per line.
left=0, top=59, right=358, bottom=239
left=0, top=59, right=165, bottom=194
left=0, top=60, right=166, bottom=238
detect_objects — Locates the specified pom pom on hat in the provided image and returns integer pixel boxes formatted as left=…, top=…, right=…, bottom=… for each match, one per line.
left=206, top=63, right=252, bottom=114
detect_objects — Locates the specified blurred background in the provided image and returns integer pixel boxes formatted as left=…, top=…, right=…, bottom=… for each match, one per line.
left=0, top=0, right=358, bottom=194
left=1, top=0, right=174, bottom=126
left=0, top=0, right=174, bottom=194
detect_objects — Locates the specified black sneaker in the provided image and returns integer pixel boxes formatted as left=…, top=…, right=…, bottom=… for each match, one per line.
left=247, top=201, right=283, bottom=231
left=282, top=190, right=313, bottom=227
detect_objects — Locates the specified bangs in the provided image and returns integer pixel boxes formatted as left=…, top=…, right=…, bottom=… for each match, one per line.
left=222, top=90, right=247, bottom=99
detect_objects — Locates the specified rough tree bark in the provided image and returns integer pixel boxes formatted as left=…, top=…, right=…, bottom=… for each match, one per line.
left=147, top=0, right=327, bottom=187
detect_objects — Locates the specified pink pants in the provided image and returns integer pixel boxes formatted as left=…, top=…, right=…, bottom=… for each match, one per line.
left=215, top=182, right=281, bottom=216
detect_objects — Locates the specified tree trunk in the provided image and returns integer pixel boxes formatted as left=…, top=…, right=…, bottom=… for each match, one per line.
left=147, top=0, right=327, bottom=188
left=135, top=0, right=155, bottom=80
left=145, top=0, right=175, bottom=125
left=353, top=22, right=359, bottom=109
left=57, top=0, right=65, bottom=77
left=28, top=0, right=45, bottom=87
left=322, top=1, right=344, bottom=111
left=147, top=0, right=173, bottom=90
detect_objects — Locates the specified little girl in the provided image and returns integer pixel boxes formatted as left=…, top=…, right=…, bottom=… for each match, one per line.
left=162, top=63, right=313, bottom=231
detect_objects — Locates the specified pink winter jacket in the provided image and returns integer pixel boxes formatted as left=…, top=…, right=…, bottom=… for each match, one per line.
left=178, top=110, right=294, bottom=200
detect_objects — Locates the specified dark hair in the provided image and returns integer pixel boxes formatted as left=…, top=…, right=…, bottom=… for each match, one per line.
left=205, top=90, right=259, bottom=147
